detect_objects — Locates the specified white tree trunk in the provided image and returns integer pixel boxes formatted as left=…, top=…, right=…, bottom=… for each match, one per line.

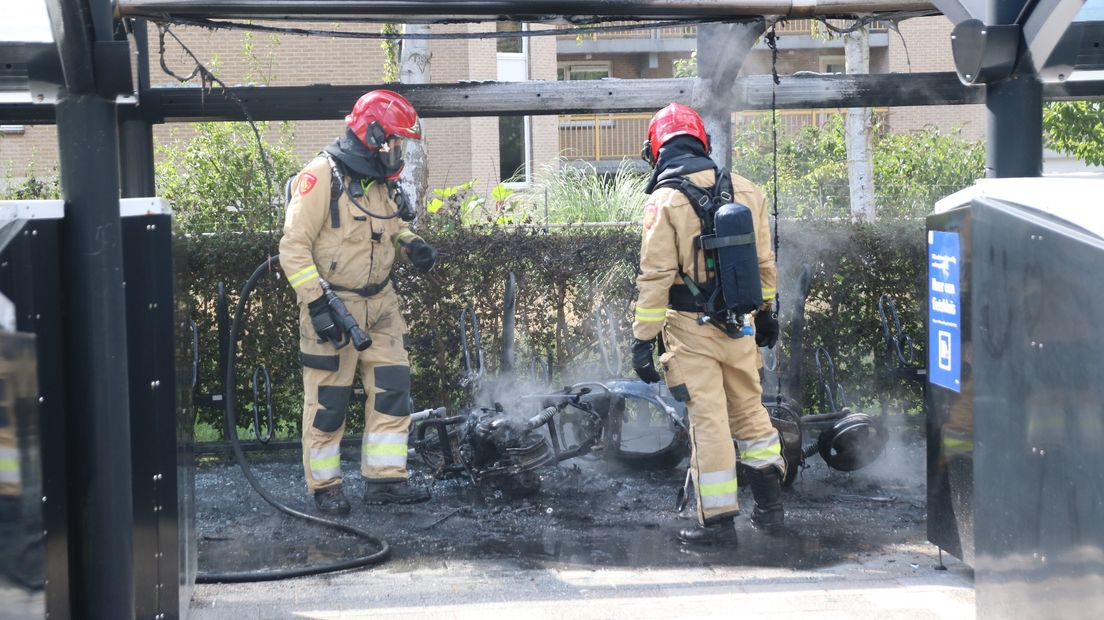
left=400, top=24, right=432, bottom=221
left=844, top=26, right=875, bottom=223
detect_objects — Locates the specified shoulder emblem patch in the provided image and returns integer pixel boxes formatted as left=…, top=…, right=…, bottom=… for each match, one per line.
left=643, top=203, right=658, bottom=230
left=298, top=172, right=318, bottom=196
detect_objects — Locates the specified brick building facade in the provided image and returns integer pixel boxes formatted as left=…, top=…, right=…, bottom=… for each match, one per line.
left=0, top=17, right=1016, bottom=194
left=886, top=17, right=986, bottom=141
left=0, top=20, right=560, bottom=196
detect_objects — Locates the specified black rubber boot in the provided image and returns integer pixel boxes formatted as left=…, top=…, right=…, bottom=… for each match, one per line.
left=747, top=467, right=785, bottom=532
left=676, top=519, right=739, bottom=545
left=313, top=486, right=352, bottom=516
left=363, top=480, right=431, bottom=505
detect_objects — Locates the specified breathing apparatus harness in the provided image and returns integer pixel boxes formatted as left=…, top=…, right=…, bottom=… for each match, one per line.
left=658, top=169, right=763, bottom=339
left=284, top=152, right=418, bottom=299
left=291, top=152, right=416, bottom=228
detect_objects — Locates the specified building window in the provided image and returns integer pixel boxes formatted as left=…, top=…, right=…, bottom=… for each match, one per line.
left=497, top=21, right=524, bottom=54
left=557, top=62, right=612, bottom=81
left=0, top=125, right=25, bottom=135
left=499, top=115, right=529, bottom=183
left=497, top=22, right=530, bottom=185
left=820, top=55, right=846, bottom=74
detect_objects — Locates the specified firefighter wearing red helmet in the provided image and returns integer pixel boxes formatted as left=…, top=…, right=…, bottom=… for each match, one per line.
left=631, top=102, right=784, bottom=544
left=279, top=89, right=437, bottom=515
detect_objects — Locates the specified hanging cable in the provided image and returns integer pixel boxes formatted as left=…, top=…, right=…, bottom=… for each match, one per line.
left=155, top=33, right=397, bottom=575
left=806, top=15, right=923, bottom=74
left=765, top=23, right=784, bottom=406
left=156, top=15, right=753, bottom=41
left=886, top=20, right=913, bottom=73
left=197, top=256, right=392, bottom=583
left=813, top=11, right=936, bottom=35
left=156, top=23, right=281, bottom=237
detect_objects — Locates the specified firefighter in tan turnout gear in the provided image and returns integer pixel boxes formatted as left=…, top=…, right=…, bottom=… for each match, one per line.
left=631, top=103, right=785, bottom=544
left=280, top=90, right=438, bottom=515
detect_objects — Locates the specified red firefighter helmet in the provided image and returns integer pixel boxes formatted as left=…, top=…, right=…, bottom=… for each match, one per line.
left=642, top=102, right=709, bottom=164
left=345, top=89, right=421, bottom=179
left=345, top=89, right=422, bottom=148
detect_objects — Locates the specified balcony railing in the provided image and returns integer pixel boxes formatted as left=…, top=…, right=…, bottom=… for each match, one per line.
left=558, top=109, right=885, bottom=162
left=775, top=19, right=887, bottom=36
left=557, top=21, right=696, bottom=41
left=558, top=113, right=652, bottom=161
left=556, top=19, right=885, bottom=42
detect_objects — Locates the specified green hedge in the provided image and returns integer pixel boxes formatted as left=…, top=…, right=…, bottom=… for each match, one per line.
left=184, top=221, right=927, bottom=439
left=776, top=220, right=927, bottom=416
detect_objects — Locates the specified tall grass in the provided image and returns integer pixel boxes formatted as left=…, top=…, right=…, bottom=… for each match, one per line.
left=514, top=158, right=650, bottom=224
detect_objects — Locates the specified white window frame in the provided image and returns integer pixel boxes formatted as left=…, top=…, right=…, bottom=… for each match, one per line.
left=556, top=61, right=612, bottom=81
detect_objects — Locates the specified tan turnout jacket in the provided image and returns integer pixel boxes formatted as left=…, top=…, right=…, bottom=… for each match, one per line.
left=279, top=155, right=422, bottom=304
left=632, top=168, right=776, bottom=340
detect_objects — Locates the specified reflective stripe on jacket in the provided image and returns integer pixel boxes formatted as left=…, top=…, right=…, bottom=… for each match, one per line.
left=279, top=156, right=422, bottom=303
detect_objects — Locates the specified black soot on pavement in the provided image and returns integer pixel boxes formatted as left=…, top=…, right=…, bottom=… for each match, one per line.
left=196, top=426, right=927, bottom=574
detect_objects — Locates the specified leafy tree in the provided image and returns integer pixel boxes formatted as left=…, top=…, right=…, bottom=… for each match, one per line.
left=1044, top=101, right=1104, bottom=167
left=732, top=116, right=984, bottom=220
left=155, top=121, right=301, bottom=233
left=380, top=23, right=401, bottom=82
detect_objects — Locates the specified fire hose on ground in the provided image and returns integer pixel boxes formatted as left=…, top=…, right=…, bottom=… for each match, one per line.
left=196, top=255, right=392, bottom=583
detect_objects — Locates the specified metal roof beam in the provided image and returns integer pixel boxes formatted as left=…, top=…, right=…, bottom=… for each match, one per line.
left=6, top=72, right=1104, bottom=126
left=115, top=0, right=938, bottom=22
left=929, top=0, right=984, bottom=24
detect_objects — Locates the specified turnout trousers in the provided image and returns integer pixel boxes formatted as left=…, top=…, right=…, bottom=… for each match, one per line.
left=298, top=287, right=413, bottom=493
left=660, top=311, right=785, bottom=525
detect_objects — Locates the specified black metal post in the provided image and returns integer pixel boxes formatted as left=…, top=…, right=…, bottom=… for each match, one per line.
left=119, top=119, right=156, bottom=197
left=46, top=0, right=138, bottom=613
left=120, top=19, right=157, bottom=198
left=55, top=92, right=136, bottom=617
left=985, top=71, right=1042, bottom=178
left=986, top=0, right=1042, bottom=178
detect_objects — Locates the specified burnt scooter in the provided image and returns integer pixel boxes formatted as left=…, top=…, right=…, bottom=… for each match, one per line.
left=760, top=266, right=890, bottom=486
left=410, top=275, right=688, bottom=497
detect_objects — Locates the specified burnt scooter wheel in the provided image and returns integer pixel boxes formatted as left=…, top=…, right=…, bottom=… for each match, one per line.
left=817, top=412, right=886, bottom=472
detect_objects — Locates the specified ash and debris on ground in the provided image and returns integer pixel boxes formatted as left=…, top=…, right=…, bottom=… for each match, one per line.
left=195, top=422, right=929, bottom=574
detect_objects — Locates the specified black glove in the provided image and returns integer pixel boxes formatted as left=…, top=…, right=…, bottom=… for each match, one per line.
left=406, top=238, right=438, bottom=273
left=754, top=309, right=779, bottom=348
left=308, top=295, right=342, bottom=345
left=631, top=337, right=661, bottom=384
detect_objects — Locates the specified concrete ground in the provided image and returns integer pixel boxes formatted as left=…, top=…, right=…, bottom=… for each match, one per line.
left=188, top=545, right=974, bottom=620
left=187, top=422, right=975, bottom=619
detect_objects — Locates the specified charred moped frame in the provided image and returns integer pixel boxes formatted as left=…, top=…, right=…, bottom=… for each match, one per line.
left=409, top=281, right=690, bottom=497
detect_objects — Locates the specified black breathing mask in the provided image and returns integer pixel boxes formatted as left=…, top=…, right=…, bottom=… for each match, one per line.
left=641, top=140, right=655, bottom=166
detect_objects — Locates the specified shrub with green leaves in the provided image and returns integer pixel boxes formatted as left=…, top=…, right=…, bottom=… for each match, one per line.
left=732, top=115, right=984, bottom=220
left=156, top=121, right=301, bottom=234
left=1, top=162, right=59, bottom=200
left=776, top=220, right=927, bottom=416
